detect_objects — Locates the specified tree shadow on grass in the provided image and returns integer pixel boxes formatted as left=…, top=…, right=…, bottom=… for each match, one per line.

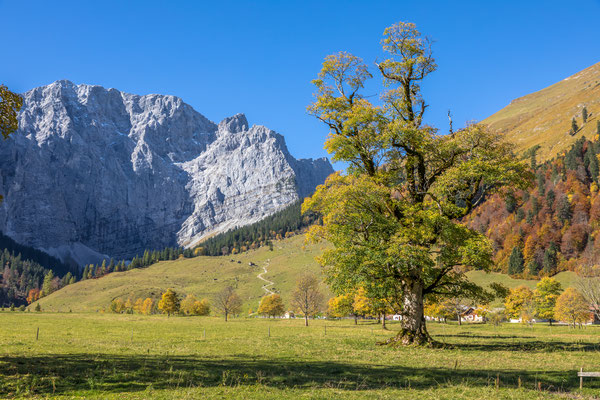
left=436, top=334, right=534, bottom=339
left=436, top=335, right=600, bottom=352
left=0, top=353, right=591, bottom=397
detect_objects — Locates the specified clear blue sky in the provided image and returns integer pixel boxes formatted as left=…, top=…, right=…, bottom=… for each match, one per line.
left=1, top=0, right=599, bottom=167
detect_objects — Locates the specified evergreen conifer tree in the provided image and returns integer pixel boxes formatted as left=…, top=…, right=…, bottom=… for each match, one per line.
left=543, top=245, right=558, bottom=274
left=508, top=246, right=524, bottom=275
left=589, top=152, right=599, bottom=183
left=527, top=260, right=540, bottom=276
left=558, top=197, right=572, bottom=223
left=546, top=189, right=555, bottom=209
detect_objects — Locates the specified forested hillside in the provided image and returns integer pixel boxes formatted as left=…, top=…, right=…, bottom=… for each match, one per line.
left=0, top=232, right=75, bottom=307
left=467, top=135, right=600, bottom=277
left=196, top=200, right=318, bottom=256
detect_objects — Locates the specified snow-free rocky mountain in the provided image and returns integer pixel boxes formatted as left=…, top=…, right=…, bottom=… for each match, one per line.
left=0, top=81, right=333, bottom=266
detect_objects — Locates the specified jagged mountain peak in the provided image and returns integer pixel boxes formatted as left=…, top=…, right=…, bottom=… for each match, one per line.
left=0, top=82, right=333, bottom=266
left=218, top=113, right=249, bottom=134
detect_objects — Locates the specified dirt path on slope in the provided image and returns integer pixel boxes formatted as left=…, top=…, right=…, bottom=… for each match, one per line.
left=257, top=259, right=275, bottom=297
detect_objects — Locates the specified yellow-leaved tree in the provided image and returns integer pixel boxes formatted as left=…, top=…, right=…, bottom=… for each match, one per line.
left=193, top=299, right=210, bottom=316
left=0, top=85, right=23, bottom=204
left=141, top=298, right=154, bottom=315
left=258, top=294, right=285, bottom=318
left=158, top=288, right=180, bottom=317
left=327, top=293, right=354, bottom=318
left=533, top=277, right=562, bottom=325
left=0, top=85, right=23, bottom=139
left=181, top=294, right=211, bottom=316
left=353, top=287, right=372, bottom=317
left=554, top=287, right=589, bottom=328
left=181, top=294, right=200, bottom=315
left=133, top=298, right=144, bottom=314
left=110, top=298, right=125, bottom=313
left=504, top=286, right=534, bottom=321
left=303, top=21, right=530, bottom=346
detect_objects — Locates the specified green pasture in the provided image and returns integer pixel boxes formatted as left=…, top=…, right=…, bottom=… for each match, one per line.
left=1, top=312, right=600, bottom=399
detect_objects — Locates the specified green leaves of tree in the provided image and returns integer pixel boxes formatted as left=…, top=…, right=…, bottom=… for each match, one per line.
left=0, top=85, right=23, bottom=140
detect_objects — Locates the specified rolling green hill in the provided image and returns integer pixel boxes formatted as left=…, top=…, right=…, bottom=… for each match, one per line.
left=34, top=235, right=331, bottom=313
left=35, top=233, right=585, bottom=313
left=465, top=270, right=578, bottom=291
left=483, top=62, right=600, bottom=160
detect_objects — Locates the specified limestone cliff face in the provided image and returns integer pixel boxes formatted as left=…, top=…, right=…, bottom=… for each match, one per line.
left=0, top=81, right=333, bottom=265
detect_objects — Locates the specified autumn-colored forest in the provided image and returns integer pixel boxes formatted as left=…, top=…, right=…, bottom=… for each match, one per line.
left=467, top=135, right=600, bottom=277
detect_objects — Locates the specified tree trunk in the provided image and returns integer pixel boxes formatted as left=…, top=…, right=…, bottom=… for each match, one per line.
left=382, top=313, right=387, bottom=330
left=304, top=314, right=308, bottom=326
left=225, top=312, right=228, bottom=322
left=383, top=279, right=434, bottom=346
left=457, top=311, right=462, bottom=326
left=354, top=314, right=357, bottom=325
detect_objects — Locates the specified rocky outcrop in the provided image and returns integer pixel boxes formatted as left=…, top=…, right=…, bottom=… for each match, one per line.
left=0, top=81, right=333, bottom=265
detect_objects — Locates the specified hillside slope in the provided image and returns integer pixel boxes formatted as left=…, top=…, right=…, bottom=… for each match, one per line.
left=483, top=62, right=600, bottom=160
left=466, top=136, right=600, bottom=278
left=35, top=231, right=586, bottom=314
left=35, top=235, right=331, bottom=313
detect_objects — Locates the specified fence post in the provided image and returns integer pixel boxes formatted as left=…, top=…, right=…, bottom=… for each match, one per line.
left=36, top=327, right=39, bottom=341
left=268, top=327, right=271, bottom=338
left=580, top=367, right=583, bottom=389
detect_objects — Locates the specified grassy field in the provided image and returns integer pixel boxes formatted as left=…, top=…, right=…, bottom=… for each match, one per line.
left=2, top=312, right=600, bottom=399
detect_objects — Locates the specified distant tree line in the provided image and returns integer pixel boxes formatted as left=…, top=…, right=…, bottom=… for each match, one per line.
left=0, top=231, right=73, bottom=275
left=109, top=288, right=211, bottom=317
left=81, top=246, right=193, bottom=280
left=0, top=230, right=76, bottom=307
left=196, top=200, right=319, bottom=256
left=106, top=274, right=326, bottom=326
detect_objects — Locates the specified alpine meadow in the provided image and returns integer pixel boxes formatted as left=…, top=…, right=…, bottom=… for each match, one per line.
left=2, top=2, right=600, bottom=399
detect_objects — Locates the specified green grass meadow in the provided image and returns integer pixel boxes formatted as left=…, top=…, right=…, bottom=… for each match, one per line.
left=17, top=236, right=600, bottom=399
left=2, top=312, right=600, bottom=399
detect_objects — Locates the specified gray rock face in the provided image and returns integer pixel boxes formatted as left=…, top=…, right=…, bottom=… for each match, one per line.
left=0, top=81, right=333, bottom=265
